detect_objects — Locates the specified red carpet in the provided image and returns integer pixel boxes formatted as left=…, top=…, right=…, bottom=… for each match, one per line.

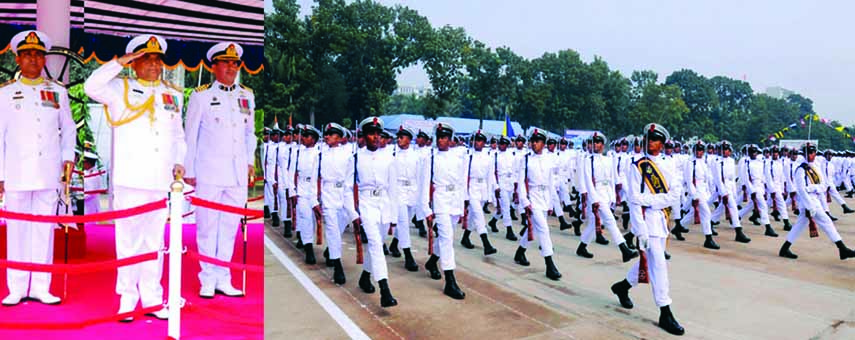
left=0, top=223, right=264, bottom=339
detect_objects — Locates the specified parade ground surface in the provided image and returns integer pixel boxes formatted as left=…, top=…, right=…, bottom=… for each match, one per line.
left=265, top=199, right=855, bottom=340
left=0, top=222, right=264, bottom=339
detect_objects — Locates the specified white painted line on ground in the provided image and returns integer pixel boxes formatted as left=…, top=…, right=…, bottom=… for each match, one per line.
left=264, top=235, right=371, bottom=340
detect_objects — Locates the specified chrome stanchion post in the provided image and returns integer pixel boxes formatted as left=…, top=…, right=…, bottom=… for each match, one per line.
left=168, top=178, right=184, bottom=339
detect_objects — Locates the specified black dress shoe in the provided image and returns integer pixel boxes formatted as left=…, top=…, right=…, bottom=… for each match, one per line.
left=703, top=235, right=720, bottom=250
left=358, top=271, right=375, bottom=293
left=664, top=251, right=672, bottom=260
left=480, top=234, right=497, bottom=255
left=779, top=241, right=798, bottom=259
left=514, top=246, right=530, bottom=266
left=624, top=232, right=636, bottom=249
left=460, top=230, right=475, bottom=249
left=828, top=212, right=839, bottom=221
left=576, top=243, right=594, bottom=259
left=332, top=259, right=346, bottom=285
left=403, top=248, right=419, bottom=272
left=671, top=227, right=685, bottom=241
left=619, top=243, right=638, bottom=262
left=379, top=279, right=398, bottom=307
left=544, top=256, right=562, bottom=280
left=559, top=216, right=572, bottom=230
left=425, top=255, right=442, bottom=280
left=595, top=232, right=610, bottom=245
left=505, top=226, right=518, bottom=241
left=511, top=208, right=519, bottom=221
left=734, top=227, right=751, bottom=243
left=836, top=241, right=855, bottom=260
left=389, top=238, right=402, bottom=257
left=482, top=202, right=491, bottom=214
left=783, top=219, right=792, bottom=231
left=572, top=220, right=583, bottom=236
left=611, top=279, right=633, bottom=309
left=443, top=270, right=466, bottom=300
left=658, top=305, right=685, bottom=336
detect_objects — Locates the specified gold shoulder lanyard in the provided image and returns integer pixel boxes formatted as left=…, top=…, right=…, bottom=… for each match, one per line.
left=104, top=77, right=156, bottom=127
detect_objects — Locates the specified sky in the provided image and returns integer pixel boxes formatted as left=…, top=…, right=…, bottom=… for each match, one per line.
left=267, top=0, right=855, bottom=125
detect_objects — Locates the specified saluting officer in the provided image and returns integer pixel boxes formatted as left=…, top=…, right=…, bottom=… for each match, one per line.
left=84, top=34, right=186, bottom=320
left=184, top=42, right=256, bottom=299
left=1, top=30, right=76, bottom=306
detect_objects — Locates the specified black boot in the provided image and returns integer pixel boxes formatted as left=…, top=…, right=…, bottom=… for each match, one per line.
left=771, top=209, right=781, bottom=221
left=332, top=259, right=346, bottom=285
left=324, top=247, right=333, bottom=267
left=482, top=202, right=491, bottom=214
left=675, top=220, right=689, bottom=233
left=658, top=305, right=685, bottom=336
left=559, top=216, right=572, bottom=230
left=460, top=230, right=475, bottom=249
left=264, top=205, right=270, bottom=219
left=712, top=226, right=719, bottom=236
left=749, top=211, right=760, bottom=225
left=358, top=271, right=375, bottom=293
left=544, top=256, right=562, bottom=280
left=783, top=219, right=792, bottom=231
left=383, top=243, right=390, bottom=256
left=389, top=238, right=402, bottom=258
left=514, top=246, right=530, bottom=266
left=505, top=226, right=518, bottom=241
left=425, top=255, right=442, bottom=280
left=671, top=226, right=685, bottom=241
left=511, top=207, right=519, bottom=221
left=416, top=220, right=427, bottom=238
left=703, top=235, right=720, bottom=250
left=764, top=224, right=779, bottom=237
left=403, top=248, right=419, bottom=272
left=711, top=220, right=720, bottom=226
left=576, top=242, right=594, bottom=259
left=443, top=270, right=466, bottom=300
left=779, top=241, right=798, bottom=259
left=361, top=228, right=368, bottom=244
left=836, top=241, right=855, bottom=260
left=480, top=234, right=497, bottom=255
left=843, top=204, right=855, bottom=214
left=572, top=219, right=583, bottom=236
left=488, top=217, right=499, bottom=232
left=624, top=232, right=636, bottom=249
left=563, top=204, right=572, bottom=213
left=827, top=211, right=838, bottom=221
left=610, top=279, right=633, bottom=309
left=283, top=220, right=293, bottom=238
left=595, top=231, right=610, bottom=245
left=304, top=243, right=316, bottom=265
left=271, top=212, right=281, bottom=227
left=847, top=191, right=854, bottom=198
left=521, top=212, right=528, bottom=227
left=621, top=213, right=630, bottom=230
left=378, top=279, right=398, bottom=307
left=665, top=251, right=672, bottom=260
left=734, top=227, right=751, bottom=243
left=295, top=232, right=303, bottom=248
left=619, top=243, right=638, bottom=262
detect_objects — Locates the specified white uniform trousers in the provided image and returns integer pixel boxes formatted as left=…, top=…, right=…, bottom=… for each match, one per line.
left=626, top=236, right=672, bottom=307
left=264, top=181, right=275, bottom=212
left=829, top=186, right=846, bottom=205
left=195, top=183, right=245, bottom=288
left=5, top=190, right=57, bottom=296
left=322, top=206, right=346, bottom=260
left=739, top=190, right=771, bottom=224
left=395, top=204, right=417, bottom=249
left=559, top=181, right=572, bottom=206
left=549, top=187, right=563, bottom=215
left=786, top=207, right=842, bottom=244
left=278, top=188, right=290, bottom=221
left=466, top=200, right=488, bottom=235
left=518, top=209, right=554, bottom=257
left=360, top=195, right=390, bottom=281
left=679, top=199, right=713, bottom=235
left=431, top=213, right=458, bottom=270
left=295, top=196, right=317, bottom=244
left=492, top=188, right=513, bottom=228
left=711, top=193, right=741, bottom=228
left=766, top=191, right=789, bottom=220
left=114, top=186, right=168, bottom=312
left=581, top=203, right=625, bottom=245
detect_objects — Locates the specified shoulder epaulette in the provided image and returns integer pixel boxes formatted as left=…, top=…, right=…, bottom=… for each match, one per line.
left=239, top=84, right=253, bottom=93
left=163, top=80, right=183, bottom=92
left=194, top=83, right=211, bottom=93
left=0, top=79, right=15, bottom=89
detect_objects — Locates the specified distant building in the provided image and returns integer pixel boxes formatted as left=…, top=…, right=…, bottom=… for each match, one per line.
left=393, top=85, right=432, bottom=97
left=766, top=86, right=795, bottom=100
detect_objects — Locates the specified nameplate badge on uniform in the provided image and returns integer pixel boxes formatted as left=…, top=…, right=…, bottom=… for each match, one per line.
left=40, top=90, right=60, bottom=109
left=210, top=96, right=220, bottom=106
left=162, top=93, right=179, bottom=112
left=238, top=98, right=251, bottom=114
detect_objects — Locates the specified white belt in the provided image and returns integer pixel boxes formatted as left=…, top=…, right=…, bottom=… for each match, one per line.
left=471, top=178, right=485, bottom=184
left=434, top=184, right=457, bottom=192
left=595, top=180, right=611, bottom=187
left=359, top=188, right=386, bottom=197
left=531, top=184, right=548, bottom=191
left=502, top=173, right=515, bottom=178
left=323, top=180, right=345, bottom=188
left=303, top=176, right=312, bottom=183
